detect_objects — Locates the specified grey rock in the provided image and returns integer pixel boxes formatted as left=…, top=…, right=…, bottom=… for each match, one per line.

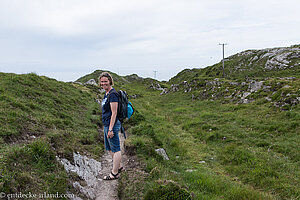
left=265, top=52, right=292, bottom=70
left=229, top=82, right=239, bottom=86
left=85, top=79, right=98, bottom=86
left=184, top=87, right=192, bottom=93
left=170, top=84, right=179, bottom=92
left=74, top=81, right=83, bottom=85
left=159, top=88, right=168, bottom=95
left=155, top=148, right=169, bottom=160
left=206, top=80, right=223, bottom=86
left=249, top=81, right=263, bottom=92
left=243, top=99, right=251, bottom=104
left=283, top=77, right=296, bottom=80
left=238, top=50, right=256, bottom=57
left=251, top=55, right=259, bottom=61
left=149, top=83, right=163, bottom=90
left=73, top=181, right=95, bottom=199
left=261, top=52, right=276, bottom=58
left=242, top=92, right=251, bottom=99
left=57, top=152, right=102, bottom=199
left=265, top=97, right=272, bottom=101
left=186, top=169, right=196, bottom=173
left=277, top=52, right=292, bottom=64
left=263, top=85, right=272, bottom=92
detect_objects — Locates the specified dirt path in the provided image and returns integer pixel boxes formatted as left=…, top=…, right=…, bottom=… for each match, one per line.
left=95, top=133, right=128, bottom=200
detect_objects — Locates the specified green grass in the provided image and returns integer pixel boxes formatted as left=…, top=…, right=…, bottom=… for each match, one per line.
left=1, top=71, right=299, bottom=199
left=0, top=72, right=103, bottom=196
left=170, top=45, right=300, bottom=84
left=1, top=139, right=68, bottom=194
left=118, top=80, right=299, bottom=200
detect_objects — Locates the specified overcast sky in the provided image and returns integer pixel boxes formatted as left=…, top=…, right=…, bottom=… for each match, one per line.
left=0, top=0, right=299, bottom=82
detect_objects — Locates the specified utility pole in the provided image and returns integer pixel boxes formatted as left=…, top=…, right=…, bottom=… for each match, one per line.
left=218, top=43, right=227, bottom=78
left=153, top=70, right=158, bottom=79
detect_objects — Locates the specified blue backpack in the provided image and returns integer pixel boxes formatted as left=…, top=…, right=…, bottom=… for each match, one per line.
left=108, top=90, right=134, bottom=138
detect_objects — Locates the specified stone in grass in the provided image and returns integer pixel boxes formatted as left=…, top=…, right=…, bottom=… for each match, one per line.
left=85, top=79, right=98, bottom=86
left=155, top=148, right=169, bottom=160
left=185, top=169, right=196, bottom=173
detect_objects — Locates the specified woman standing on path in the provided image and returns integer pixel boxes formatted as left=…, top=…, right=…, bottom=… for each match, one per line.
left=99, top=72, right=124, bottom=180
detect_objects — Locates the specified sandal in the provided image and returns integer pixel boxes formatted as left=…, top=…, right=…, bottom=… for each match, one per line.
left=103, top=171, right=119, bottom=180
left=118, top=166, right=125, bottom=173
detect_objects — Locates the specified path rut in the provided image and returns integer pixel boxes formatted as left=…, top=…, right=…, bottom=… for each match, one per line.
left=95, top=134, right=128, bottom=200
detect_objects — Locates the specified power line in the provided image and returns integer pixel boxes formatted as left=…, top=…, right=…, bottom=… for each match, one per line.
left=153, top=70, right=158, bottom=79
left=218, top=43, right=228, bottom=78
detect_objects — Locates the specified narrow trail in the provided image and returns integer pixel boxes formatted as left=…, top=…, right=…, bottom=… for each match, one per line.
left=95, top=133, right=128, bottom=200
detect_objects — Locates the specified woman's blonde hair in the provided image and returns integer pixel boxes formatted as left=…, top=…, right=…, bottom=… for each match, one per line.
left=98, top=72, right=114, bottom=86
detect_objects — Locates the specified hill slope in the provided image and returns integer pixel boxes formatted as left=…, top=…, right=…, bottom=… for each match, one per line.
left=76, top=70, right=144, bottom=85
left=0, top=72, right=102, bottom=197
left=116, top=78, right=300, bottom=200
left=73, top=45, right=299, bottom=199
left=1, top=44, right=299, bottom=199
left=170, top=44, right=300, bottom=83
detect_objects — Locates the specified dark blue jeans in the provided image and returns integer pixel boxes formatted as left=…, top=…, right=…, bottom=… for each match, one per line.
left=104, top=120, right=121, bottom=152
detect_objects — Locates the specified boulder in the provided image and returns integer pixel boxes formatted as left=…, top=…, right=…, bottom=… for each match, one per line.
left=170, top=84, right=179, bottom=92
left=242, top=92, right=251, bottom=99
left=155, top=148, right=169, bottom=160
left=265, top=97, right=272, bottom=101
left=249, top=81, right=263, bottom=92
left=57, top=152, right=102, bottom=199
left=85, top=79, right=98, bottom=86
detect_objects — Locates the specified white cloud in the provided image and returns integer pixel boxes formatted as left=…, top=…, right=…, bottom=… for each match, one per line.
left=0, top=0, right=299, bottom=81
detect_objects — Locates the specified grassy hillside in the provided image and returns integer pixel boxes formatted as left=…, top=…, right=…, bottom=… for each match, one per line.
left=170, top=45, right=300, bottom=84
left=0, top=72, right=102, bottom=196
left=1, top=43, right=299, bottom=199
left=118, top=79, right=299, bottom=200
left=76, top=69, right=145, bottom=85
left=111, top=45, right=300, bottom=199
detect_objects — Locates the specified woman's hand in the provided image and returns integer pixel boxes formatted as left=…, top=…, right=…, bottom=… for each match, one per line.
left=108, top=130, right=114, bottom=138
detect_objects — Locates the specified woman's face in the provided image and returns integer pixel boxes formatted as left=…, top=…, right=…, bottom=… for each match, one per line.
left=100, top=77, right=111, bottom=90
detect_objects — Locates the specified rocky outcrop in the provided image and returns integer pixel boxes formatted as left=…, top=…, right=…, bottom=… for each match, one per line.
left=57, top=152, right=102, bottom=199
left=160, top=77, right=300, bottom=109
left=169, top=45, right=299, bottom=86
left=149, top=83, right=167, bottom=95
left=85, top=79, right=98, bottom=86
left=249, top=81, right=263, bottom=92
left=219, top=45, right=300, bottom=76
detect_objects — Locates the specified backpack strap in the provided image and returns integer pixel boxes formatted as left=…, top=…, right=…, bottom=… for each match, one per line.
left=121, top=125, right=126, bottom=139
left=107, top=89, right=119, bottom=103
